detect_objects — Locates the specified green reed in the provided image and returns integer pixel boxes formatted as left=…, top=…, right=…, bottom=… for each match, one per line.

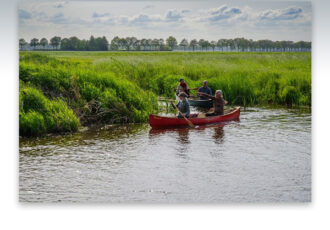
left=19, top=51, right=311, bottom=136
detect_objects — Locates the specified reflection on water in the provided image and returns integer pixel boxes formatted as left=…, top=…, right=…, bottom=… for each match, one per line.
left=19, top=107, right=311, bottom=203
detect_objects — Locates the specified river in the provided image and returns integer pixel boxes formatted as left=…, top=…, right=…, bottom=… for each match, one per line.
left=19, top=107, right=311, bottom=203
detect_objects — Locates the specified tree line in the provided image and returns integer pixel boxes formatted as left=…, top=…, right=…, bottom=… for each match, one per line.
left=19, top=36, right=311, bottom=52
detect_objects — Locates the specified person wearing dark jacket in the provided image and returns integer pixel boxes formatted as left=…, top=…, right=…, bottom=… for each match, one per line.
left=196, top=80, right=212, bottom=100
left=171, top=92, right=190, bottom=118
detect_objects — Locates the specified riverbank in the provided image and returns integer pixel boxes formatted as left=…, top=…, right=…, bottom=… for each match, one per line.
left=19, top=51, right=311, bottom=136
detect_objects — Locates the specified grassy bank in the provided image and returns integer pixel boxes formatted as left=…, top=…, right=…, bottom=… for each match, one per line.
left=19, top=51, right=311, bottom=136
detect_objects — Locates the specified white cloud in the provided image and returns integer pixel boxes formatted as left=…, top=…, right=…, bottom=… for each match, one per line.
left=92, top=12, right=110, bottom=18
left=19, top=9, right=32, bottom=20
left=165, top=9, right=184, bottom=22
left=143, top=5, right=155, bottom=10
left=18, top=1, right=311, bottom=41
left=258, top=7, right=303, bottom=21
left=207, top=5, right=242, bottom=22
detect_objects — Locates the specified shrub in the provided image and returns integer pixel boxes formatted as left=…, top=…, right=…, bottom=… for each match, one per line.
left=19, top=84, right=80, bottom=136
left=19, top=111, right=46, bottom=136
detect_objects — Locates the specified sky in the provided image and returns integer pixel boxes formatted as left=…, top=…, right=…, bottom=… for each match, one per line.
left=18, top=0, right=312, bottom=42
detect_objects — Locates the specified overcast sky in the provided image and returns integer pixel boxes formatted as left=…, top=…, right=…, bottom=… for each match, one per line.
left=18, top=0, right=312, bottom=42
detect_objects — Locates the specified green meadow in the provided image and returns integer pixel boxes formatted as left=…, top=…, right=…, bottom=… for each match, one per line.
left=19, top=51, right=311, bottom=136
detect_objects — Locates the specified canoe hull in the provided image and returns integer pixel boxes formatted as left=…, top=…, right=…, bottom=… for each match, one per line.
left=149, top=107, right=240, bottom=128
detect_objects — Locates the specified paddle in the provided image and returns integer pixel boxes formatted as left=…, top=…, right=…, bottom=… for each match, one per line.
left=170, top=101, right=195, bottom=128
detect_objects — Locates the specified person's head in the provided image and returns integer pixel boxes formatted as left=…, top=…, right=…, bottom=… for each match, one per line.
left=179, top=78, right=184, bottom=83
left=203, top=80, right=208, bottom=88
left=215, top=90, right=223, bottom=98
left=178, top=92, right=188, bottom=100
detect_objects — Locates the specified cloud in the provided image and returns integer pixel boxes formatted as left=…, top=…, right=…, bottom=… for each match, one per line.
left=92, top=12, right=110, bottom=18
left=54, top=4, right=64, bottom=8
left=129, top=14, right=162, bottom=25
left=206, top=5, right=242, bottom=22
left=165, top=9, right=184, bottom=22
left=143, top=5, right=155, bottom=10
left=45, top=12, right=89, bottom=25
left=181, top=9, right=190, bottom=14
left=19, top=9, right=32, bottom=20
left=258, top=7, right=303, bottom=21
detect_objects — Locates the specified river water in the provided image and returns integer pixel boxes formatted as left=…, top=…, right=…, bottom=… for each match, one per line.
left=19, top=107, right=311, bottom=203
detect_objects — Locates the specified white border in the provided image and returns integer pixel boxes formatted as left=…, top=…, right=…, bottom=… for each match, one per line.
left=1, top=1, right=329, bottom=230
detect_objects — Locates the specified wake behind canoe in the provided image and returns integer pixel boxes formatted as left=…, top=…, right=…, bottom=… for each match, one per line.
left=149, top=107, right=240, bottom=128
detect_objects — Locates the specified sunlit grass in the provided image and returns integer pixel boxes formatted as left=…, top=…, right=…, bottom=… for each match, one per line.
left=19, top=51, right=311, bottom=136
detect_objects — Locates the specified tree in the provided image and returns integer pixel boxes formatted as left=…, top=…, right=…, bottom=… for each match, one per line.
left=60, top=38, right=70, bottom=50
left=179, top=39, right=188, bottom=51
left=30, top=38, right=39, bottom=50
left=217, top=39, right=226, bottom=51
left=198, top=39, right=209, bottom=51
left=39, top=38, right=48, bottom=49
left=166, top=36, right=177, bottom=50
left=50, top=36, right=61, bottom=50
left=189, top=39, right=197, bottom=51
left=151, top=38, right=159, bottom=51
left=140, top=38, right=147, bottom=51
left=159, top=38, right=165, bottom=51
left=19, top=38, right=27, bottom=50
left=210, top=40, right=217, bottom=51
left=88, top=36, right=97, bottom=51
left=110, top=36, right=120, bottom=51
left=198, top=39, right=204, bottom=51
left=147, top=39, right=152, bottom=51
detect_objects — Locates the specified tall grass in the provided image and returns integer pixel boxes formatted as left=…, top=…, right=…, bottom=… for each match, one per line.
left=19, top=82, right=80, bottom=136
left=19, top=51, right=311, bottom=136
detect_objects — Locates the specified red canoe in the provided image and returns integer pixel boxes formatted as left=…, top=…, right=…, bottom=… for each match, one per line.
left=149, top=107, right=240, bottom=128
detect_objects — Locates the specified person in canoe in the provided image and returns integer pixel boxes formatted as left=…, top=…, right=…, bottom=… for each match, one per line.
left=193, top=80, right=212, bottom=100
left=170, top=92, right=190, bottom=118
left=176, top=78, right=190, bottom=97
left=197, top=90, right=227, bottom=116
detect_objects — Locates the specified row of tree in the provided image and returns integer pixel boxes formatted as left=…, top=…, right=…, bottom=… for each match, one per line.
left=19, top=36, right=312, bottom=52
left=19, top=36, right=109, bottom=51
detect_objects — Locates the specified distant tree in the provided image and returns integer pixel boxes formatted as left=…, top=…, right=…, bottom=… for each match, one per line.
left=159, top=38, right=165, bottom=51
left=30, top=38, right=39, bottom=50
left=166, top=36, right=177, bottom=50
left=238, top=38, right=249, bottom=51
left=210, top=41, right=217, bottom=51
left=70, top=36, right=81, bottom=50
left=118, top=38, right=127, bottom=50
left=189, top=39, right=198, bottom=51
left=88, top=36, right=97, bottom=50
left=151, top=38, right=159, bottom=51
left=198, top=39, right=205, bottom=51
left=39, top=38, right=48, bottom=49
left=19, top=38, right=27, bottom=50
left=127, top=37, right=138, bottom=51
left=95, top=36, right=109, bottom=51
left=140, top=38, right=147, bottom=51
left=60, top=38, right=70, bottom=50
left=110, top=36, right=120, bottom=51
left=198, top=39, right=210, bottom=51
left=227, top=39, right=235, bottom=51
left=217, top=39, right=226, bottom=51
left=147, top=39, right=152, bottom=51
left=179, top=39, right=188, bottom=51
left=101, top=36, right=109, bottom=50
left=50, top=36, right=61, bottom=50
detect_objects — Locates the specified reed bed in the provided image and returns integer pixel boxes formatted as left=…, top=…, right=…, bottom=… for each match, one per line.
left=19, top=51, right=311, bottom=136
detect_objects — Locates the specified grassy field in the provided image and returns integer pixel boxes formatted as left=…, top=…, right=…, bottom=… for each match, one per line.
left=19, top=51, right=311, bottom=136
